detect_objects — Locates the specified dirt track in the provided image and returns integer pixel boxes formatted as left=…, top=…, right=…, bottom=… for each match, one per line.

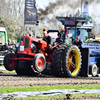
left=0, top=73, right=100, bottom=87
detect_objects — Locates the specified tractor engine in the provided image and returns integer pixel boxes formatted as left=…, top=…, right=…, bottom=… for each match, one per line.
left=18, top=35, right=47, bottom=56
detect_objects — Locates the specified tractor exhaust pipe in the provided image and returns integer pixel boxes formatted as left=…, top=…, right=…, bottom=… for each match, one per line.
left=34, top=24, right=37, bottom=38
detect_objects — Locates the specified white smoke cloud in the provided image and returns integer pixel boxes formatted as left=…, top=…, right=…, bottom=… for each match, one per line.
left=89, top=3, right=100, bottom=35
left=38, top=0, right=100, bottom=35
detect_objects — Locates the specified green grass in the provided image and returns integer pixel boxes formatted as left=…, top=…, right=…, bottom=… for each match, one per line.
left=0, top=84, right=100, bottom=99
left=0, top=66, right=15, bottom=73
left=0, top=70, right=15, bottom=74
left=0, top=84, right=100, bottom=94
left=0, top=65, right=15, bottom=73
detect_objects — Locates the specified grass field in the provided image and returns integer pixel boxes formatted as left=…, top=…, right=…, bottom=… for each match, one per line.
left=1, top=84, right=100, bottom=94
left=0, top=84, right=100, bottom=100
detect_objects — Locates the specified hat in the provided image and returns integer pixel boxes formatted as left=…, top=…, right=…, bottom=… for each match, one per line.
left=43, top=27, right=46, bottom=31
left=62, top=28, right=65, bottom=31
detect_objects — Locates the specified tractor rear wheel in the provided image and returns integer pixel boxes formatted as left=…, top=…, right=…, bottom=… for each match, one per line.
left=15, top=65, right=24, bottom=75
left=4, top=53, right=17, bottom=71
left=33, top=53, right=46, bottom=73
left=15, top=61, right=37, bottom=76
left=51, top=44, right=67, bottom=76
left=15, top=66, right=37, bottom=76
left=62, top=45, right=82, bottom=78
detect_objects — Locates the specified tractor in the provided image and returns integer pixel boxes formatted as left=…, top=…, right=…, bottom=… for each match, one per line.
left=0, top=27, right=15, bottom=66
left=4, top=34, right=82, bottom=78
left=55, top=15, right=100, bottom=77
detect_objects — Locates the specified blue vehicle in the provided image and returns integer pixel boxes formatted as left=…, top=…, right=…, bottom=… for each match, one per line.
left=56, top=16, right=100, bottom=77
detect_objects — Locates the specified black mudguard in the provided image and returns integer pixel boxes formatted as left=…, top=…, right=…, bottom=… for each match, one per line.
left=79, top=48, right=89, bottom=77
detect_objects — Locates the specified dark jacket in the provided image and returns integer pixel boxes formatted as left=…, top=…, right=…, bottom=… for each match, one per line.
left=43, top=36, right=52, bottom=46
left=55, top=38, right=60, bottom=43
left=73, top=40, right=83, bottom=48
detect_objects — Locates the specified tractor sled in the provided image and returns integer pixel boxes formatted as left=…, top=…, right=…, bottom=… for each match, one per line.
left=4, top=35, right=81, bottom=78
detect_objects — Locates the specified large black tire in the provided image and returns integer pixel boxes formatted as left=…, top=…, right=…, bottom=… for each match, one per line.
left=15, top=65, right=24, bottom=75
left=4, top=53, right=17, bottom=71
left=15, top=66, right=37, bottom=76
left=51, top=44, right=67, bottom=76
left=62, top=45, right=82, bottom=78
left=15, top=61, right=37, bottom=76
left=33, top=53, right=46, bottom=73
left=89, top=64, right=97, bottom=77
left=96, top=60, right=100, bottom=74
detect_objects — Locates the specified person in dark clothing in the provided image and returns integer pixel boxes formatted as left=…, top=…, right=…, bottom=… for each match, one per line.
left=55, top=33, right=61, bottom=43
left=3, top=42, right=8, bottom=50
left=43, top=31, right=52, bottom=46
left=55, top=28, right=65, bottom=44
left=73, top=37, right=83, bottom=48
left=61, top=28, right=65, bottom=43
left=43, top=31, right=52, bottom=54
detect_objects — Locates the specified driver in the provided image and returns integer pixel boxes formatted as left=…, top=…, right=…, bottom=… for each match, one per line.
left=43, top=31, right=52, bottom=54
left=55, top=33, right=61, bottom=43
left=73, top=37, right=83, bottom=48
left=43, top=31, right=52, bottom=47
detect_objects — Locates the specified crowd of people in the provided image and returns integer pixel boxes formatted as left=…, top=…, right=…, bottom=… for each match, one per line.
left=3, top=39, right=15, bottom=50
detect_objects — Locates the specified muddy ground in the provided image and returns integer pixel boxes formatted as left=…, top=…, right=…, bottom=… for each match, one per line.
left=0, top=73, right=100, bottom=87
left=0, top=73, right=100, bottom=100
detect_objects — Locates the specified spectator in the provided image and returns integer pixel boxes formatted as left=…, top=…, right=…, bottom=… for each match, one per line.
left=3, top=42, right=8, bottom=50
left=73, top=37, right=83, bottom=48
left=8, top=39, right=11, bottom=45
left=12, top=40, right=15, bottom=49
left=12, top=40, right=15, bottom=44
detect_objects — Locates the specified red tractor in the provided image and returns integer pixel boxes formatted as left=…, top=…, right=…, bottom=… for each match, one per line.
left=4, top=35, right=81, bottom=78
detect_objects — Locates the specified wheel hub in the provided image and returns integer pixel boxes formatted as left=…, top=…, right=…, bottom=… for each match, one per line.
left=37, top=58, right=44, bottom=68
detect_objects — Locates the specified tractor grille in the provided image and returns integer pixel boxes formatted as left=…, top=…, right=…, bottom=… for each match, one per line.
left=24, top=38, right=29, bottom=48
left=20, top=38, right=29, bottom=48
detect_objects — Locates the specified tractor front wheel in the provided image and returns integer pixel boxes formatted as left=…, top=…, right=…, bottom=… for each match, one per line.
left=33, top=53, right=46, bottom=73
left=4, top=53, right=17, bottom=71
